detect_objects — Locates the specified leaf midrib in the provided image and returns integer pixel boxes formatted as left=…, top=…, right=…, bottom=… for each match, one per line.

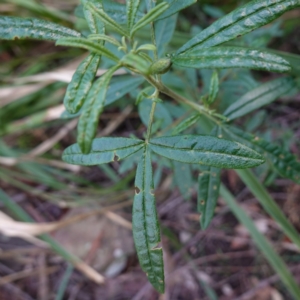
left=225, top=79, right=292, bottom=117
left=150, top=141, right=262, bottom=161
left=64, top=142, right=144, bottom=156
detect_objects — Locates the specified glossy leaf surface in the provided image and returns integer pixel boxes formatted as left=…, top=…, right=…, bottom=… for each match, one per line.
left=223, top=125, right=300, bottom=184
left=149, top=135, right=265, bottom=169
left=132, top=147, right=164, bottom=293
left=131, top=2, right=169, bottom=36
left=198, top=166, right=221, bottom=229
left=0, top=16, right=81, bottom=41
left=224, top=77, right=296, bottom=120
left=127, top=0, right=141, bottom=30
left=177, top=0, right=300, bottom=54
left=157, top=0, right=196, bottom=21
left=64, top=54, right=101, bottom=114
left=77, top=65, right=120, bottom=154
left=62, top=138, right=144, bottom=165
left=56, top=37, right=119, bottom=62
left=172, top=47, right=291, bottom=73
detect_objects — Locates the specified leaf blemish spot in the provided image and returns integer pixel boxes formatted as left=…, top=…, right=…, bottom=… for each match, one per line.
left=201, top=200, right=205, bottom=205
left=113, top=153, right=120, bottom=162
left=135, top=187, right=141, bottom=194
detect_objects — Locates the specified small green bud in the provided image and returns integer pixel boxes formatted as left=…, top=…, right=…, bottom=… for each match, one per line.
left=149, top=58, right=172, bottom=75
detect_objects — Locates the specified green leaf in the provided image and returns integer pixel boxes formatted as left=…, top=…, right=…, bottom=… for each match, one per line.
left=106, top=75, right=145, bottom=106
left=145, top=0, right=155, bottom=12
left=224, top=77, right=296, bottom=120
left=173, top=161, right=193, bottom=200
left=155, top=13, right=177, bottom=57
left=220, top=185, right=300, bottom=300
left=207, top=70, right=219, bottom=105
left=222, top=125, right=300, bottom=184
left=127, top=0, right=141, bottom=30
left=198, top=166, right=221, bottom=229
left=130, top=2, right=169, bottom=37
left=76, top=1, right=145, bottom=24
left=171, top=114, right=200, bottom=135
left=77, top=64, right=120, bottom=154
left=0, top=16, right=81, bottom=41
left=121, top=52, right=150, bottom=74
left=172, top=47, right=291, bottom=73
left=56, top=37, right=119, bottom=62
left=149, top=135, right=265, bottom=169
left=61, top=75, right=145, bottom=119
left=64, top=54, right=101, bottom=114
left=156, top=0, right=196, bottom=21
left=81, top=0, right=104, bottom=34
left=177, top=0, right=300, bottom=54
left=88, top=34, right=121, bottom=47
left=132, top=146, right=164, bottom=293
left=84, top=2, right=129, bottom=36
left=62, top=137, right=144, bottom=165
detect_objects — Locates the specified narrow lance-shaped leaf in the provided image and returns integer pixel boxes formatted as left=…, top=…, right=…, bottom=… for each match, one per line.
left=177, top=0, right=300, bottom=54
left=207, top=70, right=219, bottom=105
left=130, top=2, right=169, bottom=37
left=132, top=146, right=165, bottom=293
left=198, top=166, right=221, bottom=229
left=56, top=37, right=119, bottom=62
left=173, top=161, right=193, bottom=200
left=172, top=47, right=291, bottom=73
left=84, top=2, right=129, bottom=36
left=224, top=77, right=296, bottom=121
left=156, top=0, right=196, bottom=21
left=88, top=34, right=121, bottom=47
left=77, top=64, right=120, bottom=154
left=62, top=137, right=144, bottom=165
left=81, top=0, right=105, bottom=34
left=61, top=75, right=145, bottom=119
left=0, top=16, right=81, bottom=41
left=155, top=13, right=177, bottom=57
left=145, top=0, right=155, bottom=12
left=64, top=54, right=101, bottom=114
left=149, top=135, right=265, bottom=169
left=127, top=0, right=141, bottom=30
left=171, top=114, right=200, bottom=135
left=222, top=125, right=300, bottom=184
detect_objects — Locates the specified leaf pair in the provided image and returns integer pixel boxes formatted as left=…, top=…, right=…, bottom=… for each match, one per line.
left=77, top=64, right=121, bottom=154
left=62, top=133, right=265, bottom=292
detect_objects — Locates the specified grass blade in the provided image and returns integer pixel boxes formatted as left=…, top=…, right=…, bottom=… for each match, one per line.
left=220, top=185, right=300, bottom=300
left=236, top=169, right=300, bottom=250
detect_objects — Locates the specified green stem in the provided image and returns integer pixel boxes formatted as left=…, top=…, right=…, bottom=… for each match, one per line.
left=145, top=76, right=219, bottom=125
